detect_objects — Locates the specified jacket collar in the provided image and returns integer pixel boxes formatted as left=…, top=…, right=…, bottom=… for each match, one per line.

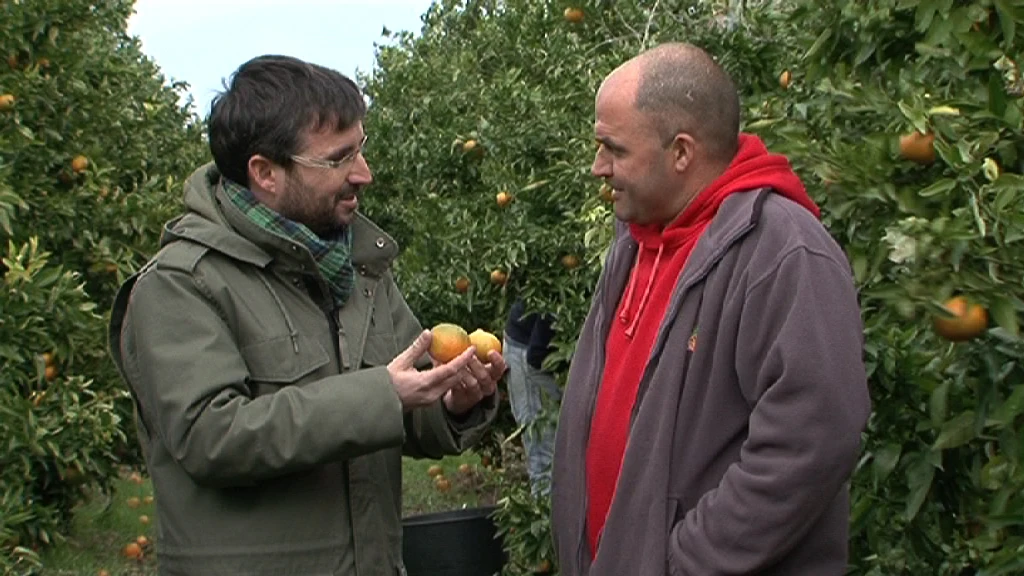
left=604, top=188, right=770, bottom=307
left=161, top=164, right=399, bottom=276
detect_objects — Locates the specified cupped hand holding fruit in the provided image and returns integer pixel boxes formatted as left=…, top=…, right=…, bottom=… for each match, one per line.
left=428, top=323, right=507, bottom=416
left=387, top=329, right=477, bottom=411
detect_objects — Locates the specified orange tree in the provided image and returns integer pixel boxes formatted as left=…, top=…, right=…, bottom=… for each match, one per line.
left=366, top=0, right=1024, bottom=573
left=0, top=0, right=205, bottom=571
left=747, top=1, right=1024, bottom=573
left=360, top=0, right=798, bottom=572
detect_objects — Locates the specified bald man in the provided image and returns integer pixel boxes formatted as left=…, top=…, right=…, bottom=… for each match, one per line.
left=551, top=43, right=871, bottom=575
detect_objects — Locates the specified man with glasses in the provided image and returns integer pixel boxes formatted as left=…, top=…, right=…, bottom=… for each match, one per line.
left=109, top=55, right=503, bottom=575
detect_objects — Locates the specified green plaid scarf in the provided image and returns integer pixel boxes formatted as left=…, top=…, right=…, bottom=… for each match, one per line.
left=223, top=179, right=354, bottom=308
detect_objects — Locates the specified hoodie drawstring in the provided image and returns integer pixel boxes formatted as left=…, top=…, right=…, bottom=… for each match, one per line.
left=619, top=242, right=665, bottom=339
left=259, top=275, right=300, bottom=354
left=618, top=244, right=643, bottom=328
left=625, top=243, right=664, bottom=338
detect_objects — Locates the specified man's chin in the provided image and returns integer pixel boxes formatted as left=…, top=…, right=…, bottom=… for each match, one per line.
left=334, top=210, right=357, bottom=229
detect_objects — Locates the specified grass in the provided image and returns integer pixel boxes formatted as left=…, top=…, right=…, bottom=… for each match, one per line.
left=37, top=475, right=157, bottom=576
left=401, top=451, right=499, bottom=517
left=36, top=453, right=498, bottom=575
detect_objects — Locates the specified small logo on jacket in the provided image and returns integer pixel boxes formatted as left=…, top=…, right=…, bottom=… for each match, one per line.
left=687, top=326, right=698, bottom=352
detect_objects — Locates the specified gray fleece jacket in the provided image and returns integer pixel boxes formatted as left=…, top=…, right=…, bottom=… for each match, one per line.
left=552, top=189, right=871, bottom=575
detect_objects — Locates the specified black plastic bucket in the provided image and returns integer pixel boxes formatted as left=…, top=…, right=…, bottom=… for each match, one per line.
left=402, top=506, right=506, bottom=576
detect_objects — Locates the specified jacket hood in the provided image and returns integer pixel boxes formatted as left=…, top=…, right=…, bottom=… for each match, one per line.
left=160, top=163, right=272, bottom=267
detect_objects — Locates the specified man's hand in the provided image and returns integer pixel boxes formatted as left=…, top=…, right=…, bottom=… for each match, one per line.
left=388, top=330, right=475, bottom=411
left=442, top=350, right=506, bottom=416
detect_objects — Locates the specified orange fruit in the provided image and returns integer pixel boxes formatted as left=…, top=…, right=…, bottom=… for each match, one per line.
left=933, top=296, right=988, bottom=342
left=427, top=464, right=443, bottom=478
left=136, top=535, right=150, bottom=547
left=561, top=254, right=580, bottom=269
left=429, top=323, right=471, bottom=363
left=489, top=269, right=507, bottom=286
left=44, top=365, right=58, bottom=382
left=139, top=515, right=150, bottom=525
left=123, top=542, right=143, bottom=559
left=42, top=352, right=55, bottom=367
left=126, top=496, right=141, bottom=508
left=143, top=495, right=154, bottom=505
left=454, top=276, right=470, bottom=293
left=535, top=559, right=552, bottom=573
left=462, top=139, right=478, bottom=152
left=899, top=131, right=936, bottom=165
left=0, top=94, right=14, bottom=111
left=496, top=190, right=513, bottom=207
left=458, top=463, right=473, bottom=475
left=564, top=7, right=584, bottom=23
left=98, top=570, right=111, bottom=576
left=480, top=455, right=492, bottom=468
left=71, top=155, right=89, bottom=173
left=469, top=329, right=502, bottom=362
left=435, top=477, right=451, bottom=492
left=129, top=471, right=144, bottom=484
left=779, top=70, right=792, bottom=89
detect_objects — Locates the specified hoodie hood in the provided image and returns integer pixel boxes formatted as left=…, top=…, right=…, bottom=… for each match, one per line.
left=618, top=133, right=819, bottom=336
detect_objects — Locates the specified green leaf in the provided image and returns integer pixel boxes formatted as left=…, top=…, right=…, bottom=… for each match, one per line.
left=905, top=455, right=935, bottom=521
left=930, top=380, right=950, bottom=427
left=872, top=443, right=902, bottom=485
left=933, top=411, right=978, bottom=450
left=802, top=28, right=833, bottom=62
left=993, top=0, right=1016, bottom=47
left=990, top=296, right=1020, bottom=337
left=915, top=1, right=938, bottom=32
left=990, top=385, right=1024, bottom=427
left=917, top=178, right=958, bottom=198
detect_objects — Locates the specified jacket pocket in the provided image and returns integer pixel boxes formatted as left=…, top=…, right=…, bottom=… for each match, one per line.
left=362, top=332, right=398, bottom=367
left=241, top=334, right=330, bottom=385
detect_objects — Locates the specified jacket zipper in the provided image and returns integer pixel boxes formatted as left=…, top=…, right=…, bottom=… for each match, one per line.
left=326, top=309, right=358, bottom=573
left=576, top=253, right=622, bottom=569
left=628, top=213, right=760, bottom=427
left=328, top=311, right=351, bottom=371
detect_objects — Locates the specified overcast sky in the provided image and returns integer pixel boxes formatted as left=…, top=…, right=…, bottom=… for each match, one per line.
left=127, top=0, right=435, bottom=117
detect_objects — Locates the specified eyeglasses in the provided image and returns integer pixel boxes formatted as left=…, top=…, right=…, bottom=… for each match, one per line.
left=290, top=134, right=368, bottom=170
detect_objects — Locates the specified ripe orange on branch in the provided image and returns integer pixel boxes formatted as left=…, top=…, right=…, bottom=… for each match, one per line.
left=933, top=296, right=988, bottom=342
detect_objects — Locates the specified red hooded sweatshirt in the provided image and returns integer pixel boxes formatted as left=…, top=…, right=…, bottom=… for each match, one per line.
left=585, top=133, right=821, bottom=557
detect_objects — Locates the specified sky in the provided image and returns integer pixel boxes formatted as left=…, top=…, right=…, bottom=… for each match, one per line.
left=127, top=0, right=436, bottom=117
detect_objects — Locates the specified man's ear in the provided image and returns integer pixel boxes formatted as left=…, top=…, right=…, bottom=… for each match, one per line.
left=247, top=155, right=279, bottom=195
left=670, top=132, right=697, bottom=174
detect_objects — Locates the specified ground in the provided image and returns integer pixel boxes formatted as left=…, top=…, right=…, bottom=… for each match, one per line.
left=37, top=453, right=498, bottom=575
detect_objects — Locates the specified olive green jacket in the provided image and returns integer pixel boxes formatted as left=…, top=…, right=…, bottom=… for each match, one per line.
left=109, top=164, right=497, bottom=576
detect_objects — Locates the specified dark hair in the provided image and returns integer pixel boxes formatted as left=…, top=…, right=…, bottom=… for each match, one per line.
left=207, top=55, right=367, bottom=186
left=634, top=43, right=740, bottom=163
